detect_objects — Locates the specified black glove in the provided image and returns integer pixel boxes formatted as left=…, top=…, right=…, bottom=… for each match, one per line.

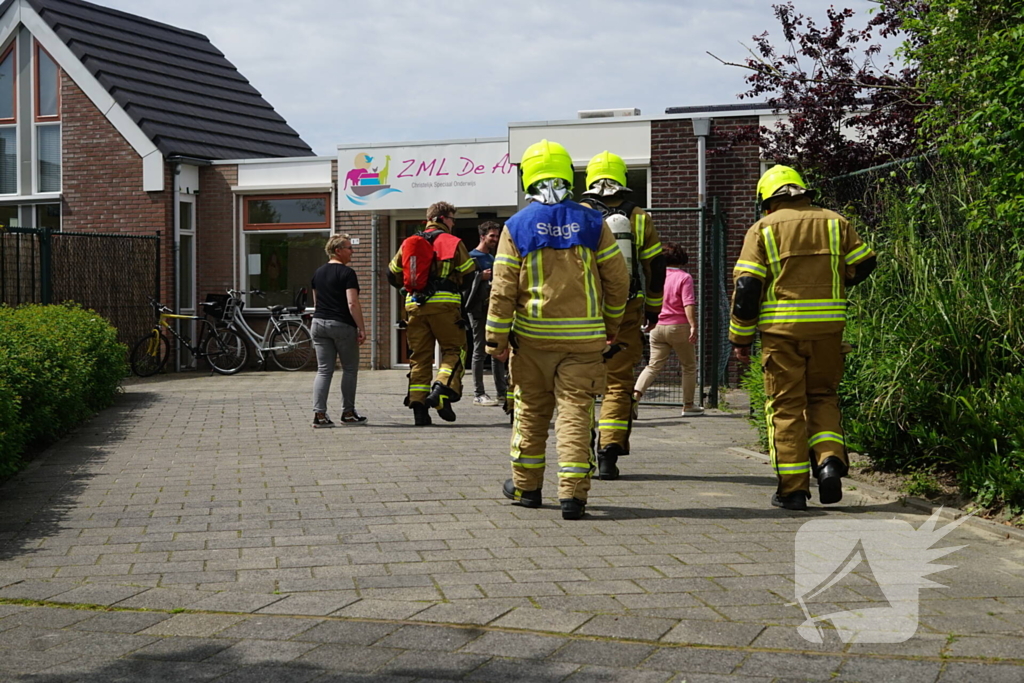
left=645, top=312, right=659, bottom=328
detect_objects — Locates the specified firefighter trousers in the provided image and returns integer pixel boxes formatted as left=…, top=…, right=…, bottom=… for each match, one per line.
left=598, top=302, right=644, bottom=452
left=405, top=306, right=466, bottom=405
left=508, top=347, right=606, bottom=502
left=761, top=332, right=847, bottom=497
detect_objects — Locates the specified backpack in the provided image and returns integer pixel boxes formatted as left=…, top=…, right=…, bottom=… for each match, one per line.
left=401, top=228, right=463, bottom=301
left=586, top=198, right=644, bottom=297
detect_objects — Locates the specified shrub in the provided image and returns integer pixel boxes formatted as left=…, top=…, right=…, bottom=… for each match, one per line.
left=0, top=303, right=127, bottom=475
left=840, top=164, right=1024, bottom=516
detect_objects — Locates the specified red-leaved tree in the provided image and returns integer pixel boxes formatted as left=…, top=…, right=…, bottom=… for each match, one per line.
left=713, top=1, right=930, bottom=180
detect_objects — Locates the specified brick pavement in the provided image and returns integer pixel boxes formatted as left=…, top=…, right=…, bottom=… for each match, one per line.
left=0, top=369, right=1022, bottom=682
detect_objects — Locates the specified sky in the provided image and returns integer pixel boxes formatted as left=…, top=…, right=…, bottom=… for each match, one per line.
left=99, top=0, right=897, bottom=157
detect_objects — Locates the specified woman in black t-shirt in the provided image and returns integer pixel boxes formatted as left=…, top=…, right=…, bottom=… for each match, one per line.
left=310, top=233, right=367, bottom=427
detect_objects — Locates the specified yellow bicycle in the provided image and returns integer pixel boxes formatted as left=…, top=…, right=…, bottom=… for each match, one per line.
left=129, top=298, right=246, bottom=377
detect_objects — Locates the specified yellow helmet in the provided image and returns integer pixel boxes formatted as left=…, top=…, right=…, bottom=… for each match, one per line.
left=520, top=140, right=573, bottom=192
left=756, top=164, right=812, bottom=208
left=585, top=150, right=628, bottom=189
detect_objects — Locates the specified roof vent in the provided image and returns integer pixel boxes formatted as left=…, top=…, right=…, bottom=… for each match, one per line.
left=577, top=108, right=641, bottom=119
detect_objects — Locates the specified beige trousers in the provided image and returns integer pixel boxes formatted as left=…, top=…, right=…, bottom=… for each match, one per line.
left=597, top=302, right=644, bottom=451
left=508, top=347, right=606, bottom=501
left=405, top=306, right=466, bottom=405
left=761, top=332, right=847, bottom=496
left=634, top=323, right=697, bottom=406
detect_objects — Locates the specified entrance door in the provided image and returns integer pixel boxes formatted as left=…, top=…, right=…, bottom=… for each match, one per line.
left=390, top=216, right=485, bottom=367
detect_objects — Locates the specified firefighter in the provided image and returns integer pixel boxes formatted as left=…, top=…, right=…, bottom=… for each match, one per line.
left=580, top=151, right=666, bottom=480
left=487, top=140, right=629, bottom=520
left=388, top=201, right=476, bottom=426
left=730, top=165, right=876, bottom=510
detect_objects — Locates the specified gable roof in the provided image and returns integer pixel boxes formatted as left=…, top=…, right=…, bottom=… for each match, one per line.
left=27, top=0, right=314, bottom=160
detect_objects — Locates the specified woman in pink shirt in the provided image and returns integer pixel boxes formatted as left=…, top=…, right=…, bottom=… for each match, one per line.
left=633, top=244, right=703, bottom=416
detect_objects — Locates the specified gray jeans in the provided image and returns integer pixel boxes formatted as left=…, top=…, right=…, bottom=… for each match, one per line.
left=311, top=318, right=360, bottom=414
left=467, top=306, right=507, bottom=399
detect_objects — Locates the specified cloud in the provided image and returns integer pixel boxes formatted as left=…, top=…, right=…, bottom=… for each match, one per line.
left=98, top=0, right=894, bottom=156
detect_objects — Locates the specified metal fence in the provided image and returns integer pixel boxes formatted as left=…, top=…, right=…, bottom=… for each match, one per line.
left=815, top=154, right=935, bottom=227
left=635, top=201, right=729, bottom=407
left=0, top=227, right=160, bottom=345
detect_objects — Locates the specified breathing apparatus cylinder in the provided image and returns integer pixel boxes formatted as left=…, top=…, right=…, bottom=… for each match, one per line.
left=606, top=213, right=634, bottom=275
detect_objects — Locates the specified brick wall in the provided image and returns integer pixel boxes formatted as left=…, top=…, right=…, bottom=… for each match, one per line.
left=651, top=116, right=762, bottom=390
left=332, top=160, right=385, bottom=369
left=196, top=165, right=237, bottom=305
left=61, top=73, right=174, bottom=305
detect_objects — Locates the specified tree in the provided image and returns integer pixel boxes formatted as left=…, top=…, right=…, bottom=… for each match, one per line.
left=713, top=1, right=928, bottom=179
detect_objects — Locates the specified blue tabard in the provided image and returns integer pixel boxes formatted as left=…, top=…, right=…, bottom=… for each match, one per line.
left=505, top=200, right=604, bottom=257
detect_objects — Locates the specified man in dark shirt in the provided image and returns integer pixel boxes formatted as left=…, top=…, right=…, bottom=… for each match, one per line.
left=466, top=220, right=507, bottom=407
left=310, top=233, right=367, bottom=427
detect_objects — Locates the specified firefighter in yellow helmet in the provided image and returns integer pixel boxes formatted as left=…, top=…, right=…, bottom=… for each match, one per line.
left=731, top=165, right=876, bottom=510
left=580, top=151, right=666, bottom=479
left=487, top=140, right=629, bottom=520
left=388, top=201, right=476, bottom=426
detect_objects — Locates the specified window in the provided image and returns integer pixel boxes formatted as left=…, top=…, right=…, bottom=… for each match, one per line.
left=35, top=203, right=60, bottom=230
left=243, top=194, right=329, bottom=230
left=0, top=205, right=17, bottom=229
left=0, top=127, right=15, bottom=195
left=37, top=124, right=60, bottom=192
left=178, top=201, right=195, bottom=310
left=0, top=44, right=15, bottom=123
left=35, top=43, right=59, bottom=120
left=245, top=231, right=326, bottom=308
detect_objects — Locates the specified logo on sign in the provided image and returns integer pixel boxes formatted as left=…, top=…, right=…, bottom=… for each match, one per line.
left=343, top=153, right=402, bottom=206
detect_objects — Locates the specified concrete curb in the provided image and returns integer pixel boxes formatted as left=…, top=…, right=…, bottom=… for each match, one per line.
left=728, top=447, right=1024, bottom=543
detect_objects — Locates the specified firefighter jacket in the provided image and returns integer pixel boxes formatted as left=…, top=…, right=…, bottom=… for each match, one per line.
left=729, top=197, right=875, bottom=345
left=486, top=200, right=630, bottom=354
left=580, top=197, right=665, bottom=317
left=388, top=221, right=476, bottom=315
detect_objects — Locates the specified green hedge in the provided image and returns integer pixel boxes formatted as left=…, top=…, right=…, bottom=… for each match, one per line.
left=0, top=303, right=127, bottom=476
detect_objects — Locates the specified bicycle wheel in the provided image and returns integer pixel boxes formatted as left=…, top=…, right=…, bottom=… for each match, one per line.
left=204, top=327, right=248, bottom=375
left=129, top=331, right=169, bottom=377
left=268, top=320, right=314, bottom=371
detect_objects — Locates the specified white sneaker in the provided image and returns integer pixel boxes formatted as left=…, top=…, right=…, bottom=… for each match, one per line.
left=681, top=406, right=705, bottom=417
left=474, top=394, right=500, bottom=407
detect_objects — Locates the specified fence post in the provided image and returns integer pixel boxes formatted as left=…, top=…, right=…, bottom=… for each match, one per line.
left=709, top=197, right=720, bottom=408
left=39, top=227, right=53, bottom=305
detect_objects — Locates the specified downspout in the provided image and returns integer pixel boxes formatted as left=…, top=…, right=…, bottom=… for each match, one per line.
left=370, top=212, right=379, bottom=370
left=171, top=161, right=180, bottom=370
left=232, top=193, right=238, bottom=291
left=692, top=117, right=710, bottom=407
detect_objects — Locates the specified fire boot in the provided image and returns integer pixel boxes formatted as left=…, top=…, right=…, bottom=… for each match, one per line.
left=426, top=382, right=457, bottom=422
left=560, top=498, right=587, bottom=520
left=816, top=456, right=847, bottom=505
left=502, top=479, right=542, bottom=508
left=596, top=443, right=625, bottom=480
left=410, top=402, right=432, bottom=427
left=771, top=491, right=809, bottom=511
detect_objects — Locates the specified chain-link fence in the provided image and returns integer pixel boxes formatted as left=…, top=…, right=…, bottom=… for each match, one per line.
left=815, top=154, right=935, bottom=227
left=0, top=228, right=160, bottom=345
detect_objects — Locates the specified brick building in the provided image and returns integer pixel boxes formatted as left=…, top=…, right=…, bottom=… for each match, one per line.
left=6, top=0, right=776, bottom=398
left=0, top=0, right=313, bottom=320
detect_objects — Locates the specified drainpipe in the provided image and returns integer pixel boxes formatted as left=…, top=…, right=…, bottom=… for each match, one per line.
left=692, top=117, right=711, bottom=407
left=370, top=212, right=379, bottom=370
left=171, top=161, right=180, bottom=370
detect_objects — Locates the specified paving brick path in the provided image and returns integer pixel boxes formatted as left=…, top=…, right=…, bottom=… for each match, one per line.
left=0, top=369, right=1022, bottom=682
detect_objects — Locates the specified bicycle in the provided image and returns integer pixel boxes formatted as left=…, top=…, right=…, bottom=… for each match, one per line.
left=215, top=288, right=314, bottom=371
left=129, top=299, right=247, bottom=377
